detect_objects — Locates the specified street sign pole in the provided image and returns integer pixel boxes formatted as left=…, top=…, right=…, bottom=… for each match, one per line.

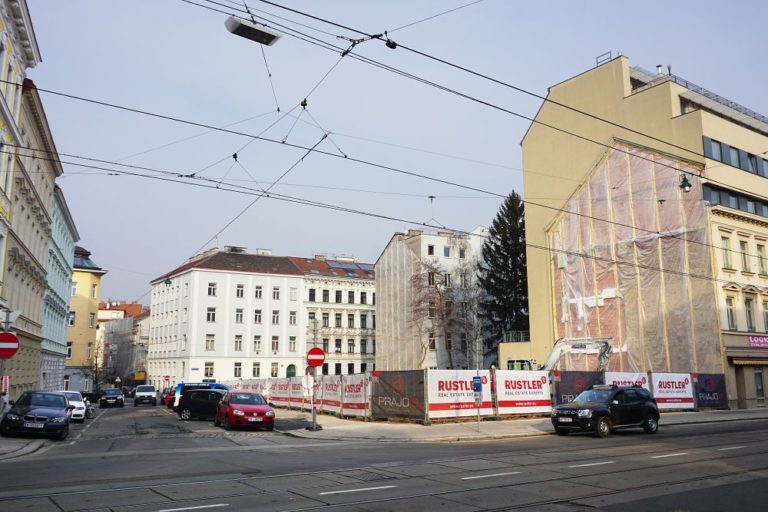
left=306, top=347, right=325, bottom=432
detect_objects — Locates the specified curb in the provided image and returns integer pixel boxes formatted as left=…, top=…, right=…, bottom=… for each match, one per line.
left=0, top=439, right=46, bottom=462
left=279, top=428, right=552, bottom=443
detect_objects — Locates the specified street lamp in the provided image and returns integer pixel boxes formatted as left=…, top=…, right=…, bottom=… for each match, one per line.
left=225, top=16, right=281, bottom=46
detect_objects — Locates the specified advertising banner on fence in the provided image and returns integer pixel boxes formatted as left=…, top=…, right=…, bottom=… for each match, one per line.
left=289, top=377, right=307, bottom=408
left=604, top=372, right=650, bottom=390
left=553, top=371, right=603, bottom=405
left=427, top=369, right=493, bottom=419
left=651, top=373, right=694, bottom=409
left=495, top=371, right=551, bottom=414
left=341, top=373, right=369, bottom=417
left=270, top=378, right=291, bottom=407
left=320, top=375, right=342, bottom=414
left=693, top=373, right=728, bottom=409
left=371, top=370, right=426, bottom=421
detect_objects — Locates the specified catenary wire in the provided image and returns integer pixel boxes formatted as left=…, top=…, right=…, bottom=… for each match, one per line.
left=387, top=0, right=487, bottom=33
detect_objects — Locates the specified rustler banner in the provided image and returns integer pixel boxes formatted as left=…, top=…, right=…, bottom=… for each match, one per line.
left=270, top=378, right=291, bottom=407
left=427, top=369, right=493, bottom=419
left=651, top=372, right=694, bottom=409
left=320, top=375, right=342, bottom=414
left=604, top=372, right=650, bottom=390
left=495, top=370, right=551, bottom=414
left=341, top=373, right=369, bottom=417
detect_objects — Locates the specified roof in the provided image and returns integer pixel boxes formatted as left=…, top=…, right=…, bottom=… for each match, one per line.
left=74, top=245, right=105, bottom=272
left=152, top=251, right=304, bottom=284
left=98, top=302, right=148, bottom=318
left=288, top=257, right=374, bottom=280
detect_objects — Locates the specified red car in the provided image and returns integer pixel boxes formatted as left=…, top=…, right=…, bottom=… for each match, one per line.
left=214, top=391, right=275, bottom=431
left=161, top=388, right=175, bottom=408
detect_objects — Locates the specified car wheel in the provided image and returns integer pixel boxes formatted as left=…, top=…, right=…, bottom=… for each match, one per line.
left=223, top=416, right=232, bottom=431
left=594, top=416, right=612, bottom=438
left=180, top=408, right=192, bottom=421
left=554, top=427, right=569, bottom=436
left=55, top=425, right=69, bottom=441
left=266, top=425, right=274, bottom=432
left=643, top=414, right=659, bottom=434
left=214, top=414, right=221, bottom=427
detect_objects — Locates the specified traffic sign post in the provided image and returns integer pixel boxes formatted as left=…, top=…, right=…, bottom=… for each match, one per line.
left=473, top=375, right=482, bottom=432
left=306, top=348, right=325, bottom=431
left=0, top=332, right=19, bottom=359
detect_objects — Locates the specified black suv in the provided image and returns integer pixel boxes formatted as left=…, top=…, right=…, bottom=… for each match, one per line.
left=99, top=388, right=125, bottom=408
left=551, top=384, right=659, bottom=437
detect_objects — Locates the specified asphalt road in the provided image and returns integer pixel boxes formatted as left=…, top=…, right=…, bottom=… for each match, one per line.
left=1, top=402, right=767, bottom=511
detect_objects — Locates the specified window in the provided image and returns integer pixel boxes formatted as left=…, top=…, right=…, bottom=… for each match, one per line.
left=360, top=314, right=367, bottom=329
left=348, top=314, right=355, bottom=328
left=764, top=301, right=768, bottom=333
left=428, top=272, right=435, bottom=286
left=68, top=311, right=75, bottom=326
left=234, top=362, right=242, bottom=378
left=360, top=292, right=367, bottom=305
left=335, top=339, right=342, bottom=353
left=348, top=363, right=355, bottom=375
left=322, top=290, right=329, bottom=302
left=273, top=287, right=280, bottom=300
left=205, top=335, right=215, bottom=351
left=746, top=298, right=756, bottom=332
left=309, top=288, right=316, bottom=302
left=726, top=297, right=736, bottom=330
left=254, top=309, right=262, bottom=324
left=253, top=335, right=261, bottom=352
left=204, top=362, right=214, bottom=378
left=372, top=314, right=376, bottom=329
left=91, top=284, right=98, bottom=299
left=252, top=363, right=261, bottom=378
left=271, top=336, right=279, bottom=352
left=459, top=247, right=466, bottom=259
left=289, top=311, right=297, bottom=325
left=756, top=371, right=765, bottom=399
left=361, top=363, right=367, bottom=373
left=322, top=313, right=329, bottom=327
left=335, top=313, right=342, bottom=328
left=361, top=339, right=367, bottom=354
left=322, top=363, right=329, bottom=375
left=372, top=292, right=375, bottom=305
left=308, top=311, right=316, bottom=324
left=348, top=339, right=355, bottom=353
left=428, top=301, right=436, bottom=318
left=66, top=342, right=72, bottom=359
left=444, top=273, right=452, bottom=287
left=428, top=333, right=435, bottom=350
left=427, top=245, right=434, bottom=256
left=88, top=313, right=95, bottom=328
left=271, top=363, right=278, bottom=378
left=182, top=334, right=187, bottom=350
left=272, top=310, right=280, bottom=324
left=234, top=335, right=243, bottom=351
left=740, top=241, right=750, bottom=272
left=236, top=284, right=244, bottom=298
left=444, top=246, right=450, bottom=257
left=348, top=291, right=354, bottom=303
left=729, top=147, right=739, bottom=167
left=372, top=338, right=376, bottom=354
left=461, top=273, right=468, bottom=288
left=721, top=237, right=732, bottom=269
left=235, top=308, right=244, bottom=323
left=335, top=290, right=342, bottom=303
left=255, top=285, right=262, bottom=299
left=289, top=336, right=296, bottom=352
left=290, top=287, right=297, bottom=301
left=208, top=282, right=217, bottom=296
left=758, top=245, right=767, bottom=274
left=206, top=308, right=216, bottom=322
left=71, top=282, right=77, bottom=297
left=322, top=339, right=329, bottom=353
left=87, top=343, right=92, bottom=359
left=335, top=363, right=342, bottom=375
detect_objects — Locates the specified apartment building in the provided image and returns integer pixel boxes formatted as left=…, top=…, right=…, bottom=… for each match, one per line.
left=522, top=55, right=768, bottom=408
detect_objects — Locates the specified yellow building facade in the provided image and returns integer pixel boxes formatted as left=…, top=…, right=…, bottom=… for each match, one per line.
left=522, top=56, right=768, bottom=408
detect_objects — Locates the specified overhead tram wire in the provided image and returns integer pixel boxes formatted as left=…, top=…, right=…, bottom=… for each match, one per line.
left=386, top=0, right=487, bottom=33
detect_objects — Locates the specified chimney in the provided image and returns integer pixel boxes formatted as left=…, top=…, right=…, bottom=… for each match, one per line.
left=314, top=254, right=327, bottom=261
left=407, top=229, right=422, bottom=237
left=255, top=248, right=272, bottom=256
left=656, top=64, right=663, bottom=75
left=224, top=246, right=247, bottom=253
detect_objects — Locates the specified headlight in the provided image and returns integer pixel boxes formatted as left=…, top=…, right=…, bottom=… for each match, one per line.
left=51, top=417, right=68, bottom=423
left=76, top=406, right=85, bottom=411
left=5, top=413, right=20, bottom=421
left=577, top=409, right=592, bottom=418
left=232, top=409, right=245, bottom=416
left=265, top=410, right=275, bottom=418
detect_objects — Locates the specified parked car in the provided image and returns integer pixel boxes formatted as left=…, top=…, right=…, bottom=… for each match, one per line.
left=0, top=391, right=73, bottom=440
left=133, top=385, right=157, bottom=407
left=171, top=382, right=229, bottom=411
left=177, top=389, right=226, bottom=421
left=551, top=384, right=659, bottom=437
left=162, top=388, right=175, bottom=408
left=215, top=391, right=275, bottom=431
left=121, top=386, right=135, bottom=398
left=99, top=388, right=125, bottom=408
left=59, top=391, right=87, bottom=422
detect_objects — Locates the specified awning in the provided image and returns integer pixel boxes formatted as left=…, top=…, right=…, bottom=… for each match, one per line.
left=128, top=371, right=146, bottom=380
left=731, top=359, right=768, bottom=366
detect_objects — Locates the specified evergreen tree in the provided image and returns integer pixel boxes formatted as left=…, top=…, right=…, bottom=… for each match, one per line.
left=477, top=191, right=529, bottom=350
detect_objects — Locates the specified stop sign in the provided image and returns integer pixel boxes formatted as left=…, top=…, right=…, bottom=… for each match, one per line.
left=0, top=332, right=19, bottom=359
left=307, top=347, right=325, bottom=367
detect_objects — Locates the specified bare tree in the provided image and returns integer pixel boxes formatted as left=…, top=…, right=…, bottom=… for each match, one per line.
left=452, top=256, right=487, bottom=369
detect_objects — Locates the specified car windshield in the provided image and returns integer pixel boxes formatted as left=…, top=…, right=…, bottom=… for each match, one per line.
left=16, top=392, right=66, bottom=408
left=230, top=393, right=267, bottom=405
left=64, top=392, right=83, bottom=402
left=136, top=386, right=155, bottom=392
left=104, top=389, right=121, bottom=396
left=572, top=389, right=613, bottom=403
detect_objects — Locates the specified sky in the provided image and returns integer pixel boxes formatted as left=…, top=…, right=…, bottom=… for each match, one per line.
left=25, top=0, right=768, bottom=304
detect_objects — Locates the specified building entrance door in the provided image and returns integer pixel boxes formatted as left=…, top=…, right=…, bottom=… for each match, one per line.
left=736, top=366, right=747, bottom=409
left=755, top=369, right=765, bottom=408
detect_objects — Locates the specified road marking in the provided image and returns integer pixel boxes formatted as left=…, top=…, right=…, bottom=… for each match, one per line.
left=156, top=505, right=228, bottom=512
left=69, top=409, right=106, bottom=445
left=319, top=485, right=397, bottom=495
left=461, top=471, right=521, bottom=480
left=568, top=461, right=616, bottom=468
left=718, top=446, right=747, bottom=451
left=651, top=452, right=688, bottom=459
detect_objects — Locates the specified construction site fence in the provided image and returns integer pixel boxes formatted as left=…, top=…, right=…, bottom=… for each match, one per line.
left=221, top=369, right=728, bottom=423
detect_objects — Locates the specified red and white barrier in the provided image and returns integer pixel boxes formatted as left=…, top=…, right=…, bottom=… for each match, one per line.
left=427, top=369, right=493, bottom=419
left=270, top=378, right=291, bottom=407
left=495, top=371, right=551, bottom=414
left=320, top=375, right=342, bottom=414
left=341, top=373, right=369, bottom=417
left=605, top=372, right=650, bottom=390
left=651, top=372, right=694, bottom=409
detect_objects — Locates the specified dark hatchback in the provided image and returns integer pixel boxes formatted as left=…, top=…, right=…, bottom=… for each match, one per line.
left=99, top=388, right=125, bottom=408
left=0, top=391, right=73, bottom=440
left=178, top=389, right=226, bottom=421
left=551, top=384, right=660, bottom=437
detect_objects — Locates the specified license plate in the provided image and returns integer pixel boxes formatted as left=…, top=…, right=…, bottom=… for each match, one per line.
left=24, top=422, right=45, bottom=429
left=248, top=417, right=263, bottom=422
left=558, top=417, right=573, bottom=423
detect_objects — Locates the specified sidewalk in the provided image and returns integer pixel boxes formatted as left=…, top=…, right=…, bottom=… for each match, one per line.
left=0, top=436, right=46, bottom=462
left=280, top=407, right=768, bottom=443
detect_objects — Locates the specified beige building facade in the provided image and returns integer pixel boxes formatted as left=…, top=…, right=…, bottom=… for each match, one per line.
left=522, top=56, right=768, bottom=408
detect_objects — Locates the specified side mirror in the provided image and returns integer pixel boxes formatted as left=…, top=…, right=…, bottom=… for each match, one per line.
left=268, top=402, right=275, bottom=407
left=8, top=400, right=14, bottom=406
left=67, top=405, right=75, bottom=410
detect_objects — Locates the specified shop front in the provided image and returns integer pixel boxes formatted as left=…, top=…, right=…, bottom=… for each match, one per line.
left=724, top=334, right=768, bottom=409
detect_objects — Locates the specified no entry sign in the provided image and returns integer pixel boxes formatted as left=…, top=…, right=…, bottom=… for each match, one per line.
left=307, top=347, right=325, bottom=367
left=0, top=332, right=19, bottom=359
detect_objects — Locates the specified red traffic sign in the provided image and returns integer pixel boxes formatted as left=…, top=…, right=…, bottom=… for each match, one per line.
left=307, top=347, right=325, bottom=367
left=0, top=332, right=19, bottom=359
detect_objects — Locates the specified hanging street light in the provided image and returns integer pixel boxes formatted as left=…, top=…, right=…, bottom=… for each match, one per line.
left=225, top=16, right=281, bottom=46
